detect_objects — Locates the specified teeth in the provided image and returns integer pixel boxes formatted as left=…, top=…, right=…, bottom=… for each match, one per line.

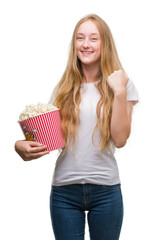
left=82, top=52, right=92, bottom=54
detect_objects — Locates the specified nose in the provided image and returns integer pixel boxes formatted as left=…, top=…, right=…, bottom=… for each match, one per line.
left=83, top=38, right=90, bottom=48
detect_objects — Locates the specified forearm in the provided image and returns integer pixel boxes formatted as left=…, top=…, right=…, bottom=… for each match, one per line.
left=110, top=89, right=131, bottom=148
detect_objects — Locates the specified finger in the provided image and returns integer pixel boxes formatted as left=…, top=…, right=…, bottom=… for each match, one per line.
left=29, top=141, right=45, bottom=147
left=124, top=71, right=128, bottom=79
left=30, top=145, right=48, bottom=153
left=30, top=151, right=50, bottom=160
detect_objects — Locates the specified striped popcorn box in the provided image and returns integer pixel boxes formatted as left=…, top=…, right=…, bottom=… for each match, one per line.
left=18, top=109, right=65, bottom=152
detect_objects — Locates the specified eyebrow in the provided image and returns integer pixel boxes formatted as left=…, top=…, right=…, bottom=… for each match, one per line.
left=77, top=33, right=99, bottom=36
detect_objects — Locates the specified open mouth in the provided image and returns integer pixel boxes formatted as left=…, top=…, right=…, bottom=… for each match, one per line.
left=81, top=51, right=93, bottom=55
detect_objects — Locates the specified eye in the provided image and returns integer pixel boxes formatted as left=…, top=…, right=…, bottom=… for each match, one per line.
left=77, top=37, right=84, bottom=40
left=91, top=38, right=97, bottom=41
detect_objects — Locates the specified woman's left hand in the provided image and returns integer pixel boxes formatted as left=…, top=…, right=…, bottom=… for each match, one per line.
left=107, top=70, right=129, bottom=94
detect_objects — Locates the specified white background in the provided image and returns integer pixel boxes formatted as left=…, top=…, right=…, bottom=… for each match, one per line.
left=0, top=0, right=152, bottom=239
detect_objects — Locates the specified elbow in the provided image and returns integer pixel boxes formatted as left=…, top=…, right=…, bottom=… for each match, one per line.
left=114, top=140, right=127, bottom=148
left=113, top=134, right=130, bottom=148
left=112, top=128, right=131, bottom=148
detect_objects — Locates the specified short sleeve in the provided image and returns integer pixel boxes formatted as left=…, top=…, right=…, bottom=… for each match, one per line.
left=48, top=86, right=57, bottom=104
left=126, top=79, right=139, bottom=105
left=48, top=92, right=54, bottom=104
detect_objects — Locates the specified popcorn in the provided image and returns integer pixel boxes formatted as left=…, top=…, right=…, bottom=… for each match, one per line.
left=19, top=103, right=58, bottom=121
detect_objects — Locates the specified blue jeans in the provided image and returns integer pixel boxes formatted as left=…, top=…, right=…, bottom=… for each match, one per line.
left=50, top=183, right=123, bottom=240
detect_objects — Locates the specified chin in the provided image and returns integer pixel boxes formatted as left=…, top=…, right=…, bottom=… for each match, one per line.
left=80, top=58, right=94, bottom=65
left=78, top=56, right=100, bottom=66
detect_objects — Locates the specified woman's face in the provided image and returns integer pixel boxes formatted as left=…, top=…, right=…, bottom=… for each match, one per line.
left=76, top=20, right=101, bottom=66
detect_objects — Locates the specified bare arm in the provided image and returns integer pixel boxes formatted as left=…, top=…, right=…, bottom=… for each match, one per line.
left=107, top=70, right=134, bottom=148
left=110, top=90, right=133, bottom=147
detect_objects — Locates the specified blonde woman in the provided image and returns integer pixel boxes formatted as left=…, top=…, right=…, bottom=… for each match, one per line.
left=15, top=14, right=139, bottom=240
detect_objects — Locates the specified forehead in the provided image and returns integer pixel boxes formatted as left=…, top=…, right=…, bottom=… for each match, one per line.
left=77, top=20, right=100, bottom=35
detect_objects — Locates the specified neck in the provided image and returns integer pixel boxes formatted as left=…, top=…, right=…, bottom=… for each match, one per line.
left=81, top=62, right=101, bottom=83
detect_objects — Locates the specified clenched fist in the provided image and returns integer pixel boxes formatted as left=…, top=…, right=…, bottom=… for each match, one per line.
left=107, top=70, right=129, bottom=94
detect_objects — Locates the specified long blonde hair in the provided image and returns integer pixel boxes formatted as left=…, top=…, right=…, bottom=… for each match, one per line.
left=53, top=14, right=123, bottom=154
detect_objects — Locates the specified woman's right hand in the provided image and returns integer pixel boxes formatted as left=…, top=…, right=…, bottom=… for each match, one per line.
left=14, top=140, right=50, bottom=161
